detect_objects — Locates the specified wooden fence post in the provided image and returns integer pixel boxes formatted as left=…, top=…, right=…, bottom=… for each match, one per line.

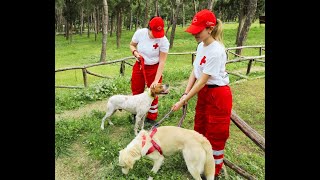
left=120, top=61, right=125, bottom=76
left=82, top=68, right=88, bottom=87
left=259, top=47, right=262, bottom=56
left=246, top=59, right=253, bottom=75
left=192, top=53, right=195, bottom=65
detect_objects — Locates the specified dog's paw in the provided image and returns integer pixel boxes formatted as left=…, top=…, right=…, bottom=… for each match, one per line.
left=100, top=125, right=105, bottom=130
left=108, top=122, right=114, bottom=125
left=147, top=176, right=153, bottom=180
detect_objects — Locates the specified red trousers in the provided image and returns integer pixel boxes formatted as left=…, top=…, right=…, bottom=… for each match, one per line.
left=131, top=61, right=162, bottom=121
left=194, top=85, right=232, bottom=176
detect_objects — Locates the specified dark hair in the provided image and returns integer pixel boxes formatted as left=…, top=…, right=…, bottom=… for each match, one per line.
left=147, top=16, right=158, bottom=29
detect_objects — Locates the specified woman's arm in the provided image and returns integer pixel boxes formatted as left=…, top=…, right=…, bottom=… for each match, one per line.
left=172, top=73, right=210, bottom=111
left=130, top=41, right=140, bottom=60
left=151, top=51, right=168, bottom=88
left=184, top=69, right=197, bottom=95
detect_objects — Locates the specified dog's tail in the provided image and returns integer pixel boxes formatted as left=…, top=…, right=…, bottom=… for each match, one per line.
left=202, top=138, right=215, bottom=180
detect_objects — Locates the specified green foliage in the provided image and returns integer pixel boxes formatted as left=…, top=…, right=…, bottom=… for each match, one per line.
left=55, top=76, right=131, bottom=113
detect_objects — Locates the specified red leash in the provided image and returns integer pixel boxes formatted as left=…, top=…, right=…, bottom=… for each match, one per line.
left=138, top=56, right=148, bottom=88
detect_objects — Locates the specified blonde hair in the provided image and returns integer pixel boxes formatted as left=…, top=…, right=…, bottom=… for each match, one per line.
left=210, top=19, right=224, bottom=45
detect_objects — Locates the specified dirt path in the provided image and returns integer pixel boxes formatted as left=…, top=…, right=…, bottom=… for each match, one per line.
left=55, top=100, right=107, bottom=121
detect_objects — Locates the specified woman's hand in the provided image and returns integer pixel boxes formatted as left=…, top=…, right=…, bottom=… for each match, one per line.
left=150, top=81, right=158, bottom=89
left=134, top=51, right=141, bottom=62
left=171, top=98, right=186, bottom=111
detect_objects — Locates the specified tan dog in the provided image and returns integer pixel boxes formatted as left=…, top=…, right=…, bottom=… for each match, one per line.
left=100, top=83, right=169, bottom=135
left=118, top=126, right=215, bottom=180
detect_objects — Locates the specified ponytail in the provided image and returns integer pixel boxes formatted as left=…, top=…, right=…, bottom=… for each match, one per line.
left=211, top=19, right=224, bottom=45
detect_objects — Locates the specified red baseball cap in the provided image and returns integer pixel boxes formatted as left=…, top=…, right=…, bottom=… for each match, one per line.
left=185, top=9, right=217, bottom=35
left=149, top=17, right=165, bottom=38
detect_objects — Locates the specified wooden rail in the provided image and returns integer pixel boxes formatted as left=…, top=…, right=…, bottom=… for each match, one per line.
left=55, top=45, right=265, bottom=88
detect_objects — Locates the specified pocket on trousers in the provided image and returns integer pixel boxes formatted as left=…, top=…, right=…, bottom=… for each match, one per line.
left=207, top=116, right=230, bottom=140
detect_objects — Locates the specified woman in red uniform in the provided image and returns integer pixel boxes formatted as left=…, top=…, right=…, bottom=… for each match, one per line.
left=172, top=9, right=232, bottom=177
left=130, top=16, right=170, bottom=125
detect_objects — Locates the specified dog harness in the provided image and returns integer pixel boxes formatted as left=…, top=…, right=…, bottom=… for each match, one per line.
left=141, top=128, right=163, bottom=155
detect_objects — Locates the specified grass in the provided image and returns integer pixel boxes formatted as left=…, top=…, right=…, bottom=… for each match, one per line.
left=55, top=21, right=265, bottom=179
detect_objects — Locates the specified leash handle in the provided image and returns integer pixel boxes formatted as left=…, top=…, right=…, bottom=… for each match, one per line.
left=177, top=104, right=187, bottom=127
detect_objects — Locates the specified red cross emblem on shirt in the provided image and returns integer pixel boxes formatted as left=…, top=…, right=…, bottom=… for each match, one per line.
left=200, top=56, right=206, bottom=65
left=153, top=43, right=159, bottom=49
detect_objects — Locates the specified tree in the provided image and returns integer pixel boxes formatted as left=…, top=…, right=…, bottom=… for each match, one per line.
left=169, top=0, right=182, bottom=49
left=100, top=0, right=108, bottom=62
left=207, top=0, right=215, bottom=11
left=235, top=0, right=257, bottom=55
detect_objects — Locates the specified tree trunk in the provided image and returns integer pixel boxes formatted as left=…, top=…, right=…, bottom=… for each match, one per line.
left=182, top=3, right=185, bottom=27
left=155, top=0, right=159, bottom=16
left=236, top=0, right=258, bottom=55
left=144, top=0, right=149, bottom=27
left=193, top=0, right=197, bottom=14
left=100, top=0, right=108, bottom=62
left=169, top=0, right=181, bottom=49
left=166, top=6, right=174, bottom=37
left=116, top=10, right=121, bottom=48
left=69, top=22, right=73, bottom=43
left=119, top=10, right=123, bottom=38
left=65, top=20, right=69, bottom=40
left=236, top=0, right=245, bottom=45
left=80, top=7, right=83, bottom=36
left=129, top=0, right=133, bottom=31
left=87, top=15, right=90, bottom=38
left=135, top=0, right=141, bottom=30
left=207, top=0, right=214, bottom=11
left=93, top=10, right=97, bottom=41
left=97, top=6, right=100, bottom=34
left=110, top=14, right=114, bottom=37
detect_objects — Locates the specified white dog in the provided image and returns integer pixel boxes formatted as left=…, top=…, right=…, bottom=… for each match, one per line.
left=118, top=126, right=215, bottom=180
left=100, top=83, right=169, bottom=135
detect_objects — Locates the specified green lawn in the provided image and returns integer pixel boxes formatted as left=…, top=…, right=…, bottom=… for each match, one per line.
left=55, top=21, right=265, bottom=179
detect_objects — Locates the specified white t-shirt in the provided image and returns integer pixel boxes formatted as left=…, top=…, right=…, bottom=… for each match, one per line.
left=132, top=28, right=170, bottom=65
left=193, top=41, right=229, bottom=86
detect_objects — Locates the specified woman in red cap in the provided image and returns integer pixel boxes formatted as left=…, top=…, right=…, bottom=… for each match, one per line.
left=172, top=9, right=232, bottom=178
left=130, top=16, right=170, bottom=126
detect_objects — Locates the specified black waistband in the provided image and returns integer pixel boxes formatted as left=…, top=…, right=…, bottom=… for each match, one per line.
left=207, top=84, right=219, bottom=88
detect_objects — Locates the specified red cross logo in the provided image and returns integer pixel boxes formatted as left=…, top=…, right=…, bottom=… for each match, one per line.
left=153, top=43, right=159, bottom=49
left=193, top=17, right=198, bottom=23
left=200, top=56, right=206, bottom=65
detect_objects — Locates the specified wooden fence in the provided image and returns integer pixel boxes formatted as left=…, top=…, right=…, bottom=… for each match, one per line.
left=55, top=45, right=265, bottom=89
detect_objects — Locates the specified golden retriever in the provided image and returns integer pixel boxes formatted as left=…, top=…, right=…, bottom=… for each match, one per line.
left=118, top=126, right=215, bottom=180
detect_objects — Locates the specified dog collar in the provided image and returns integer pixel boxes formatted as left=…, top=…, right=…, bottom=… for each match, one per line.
left=142, top=128, right=163, bottom=155
left=147, top=88, right=154, bottom=98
